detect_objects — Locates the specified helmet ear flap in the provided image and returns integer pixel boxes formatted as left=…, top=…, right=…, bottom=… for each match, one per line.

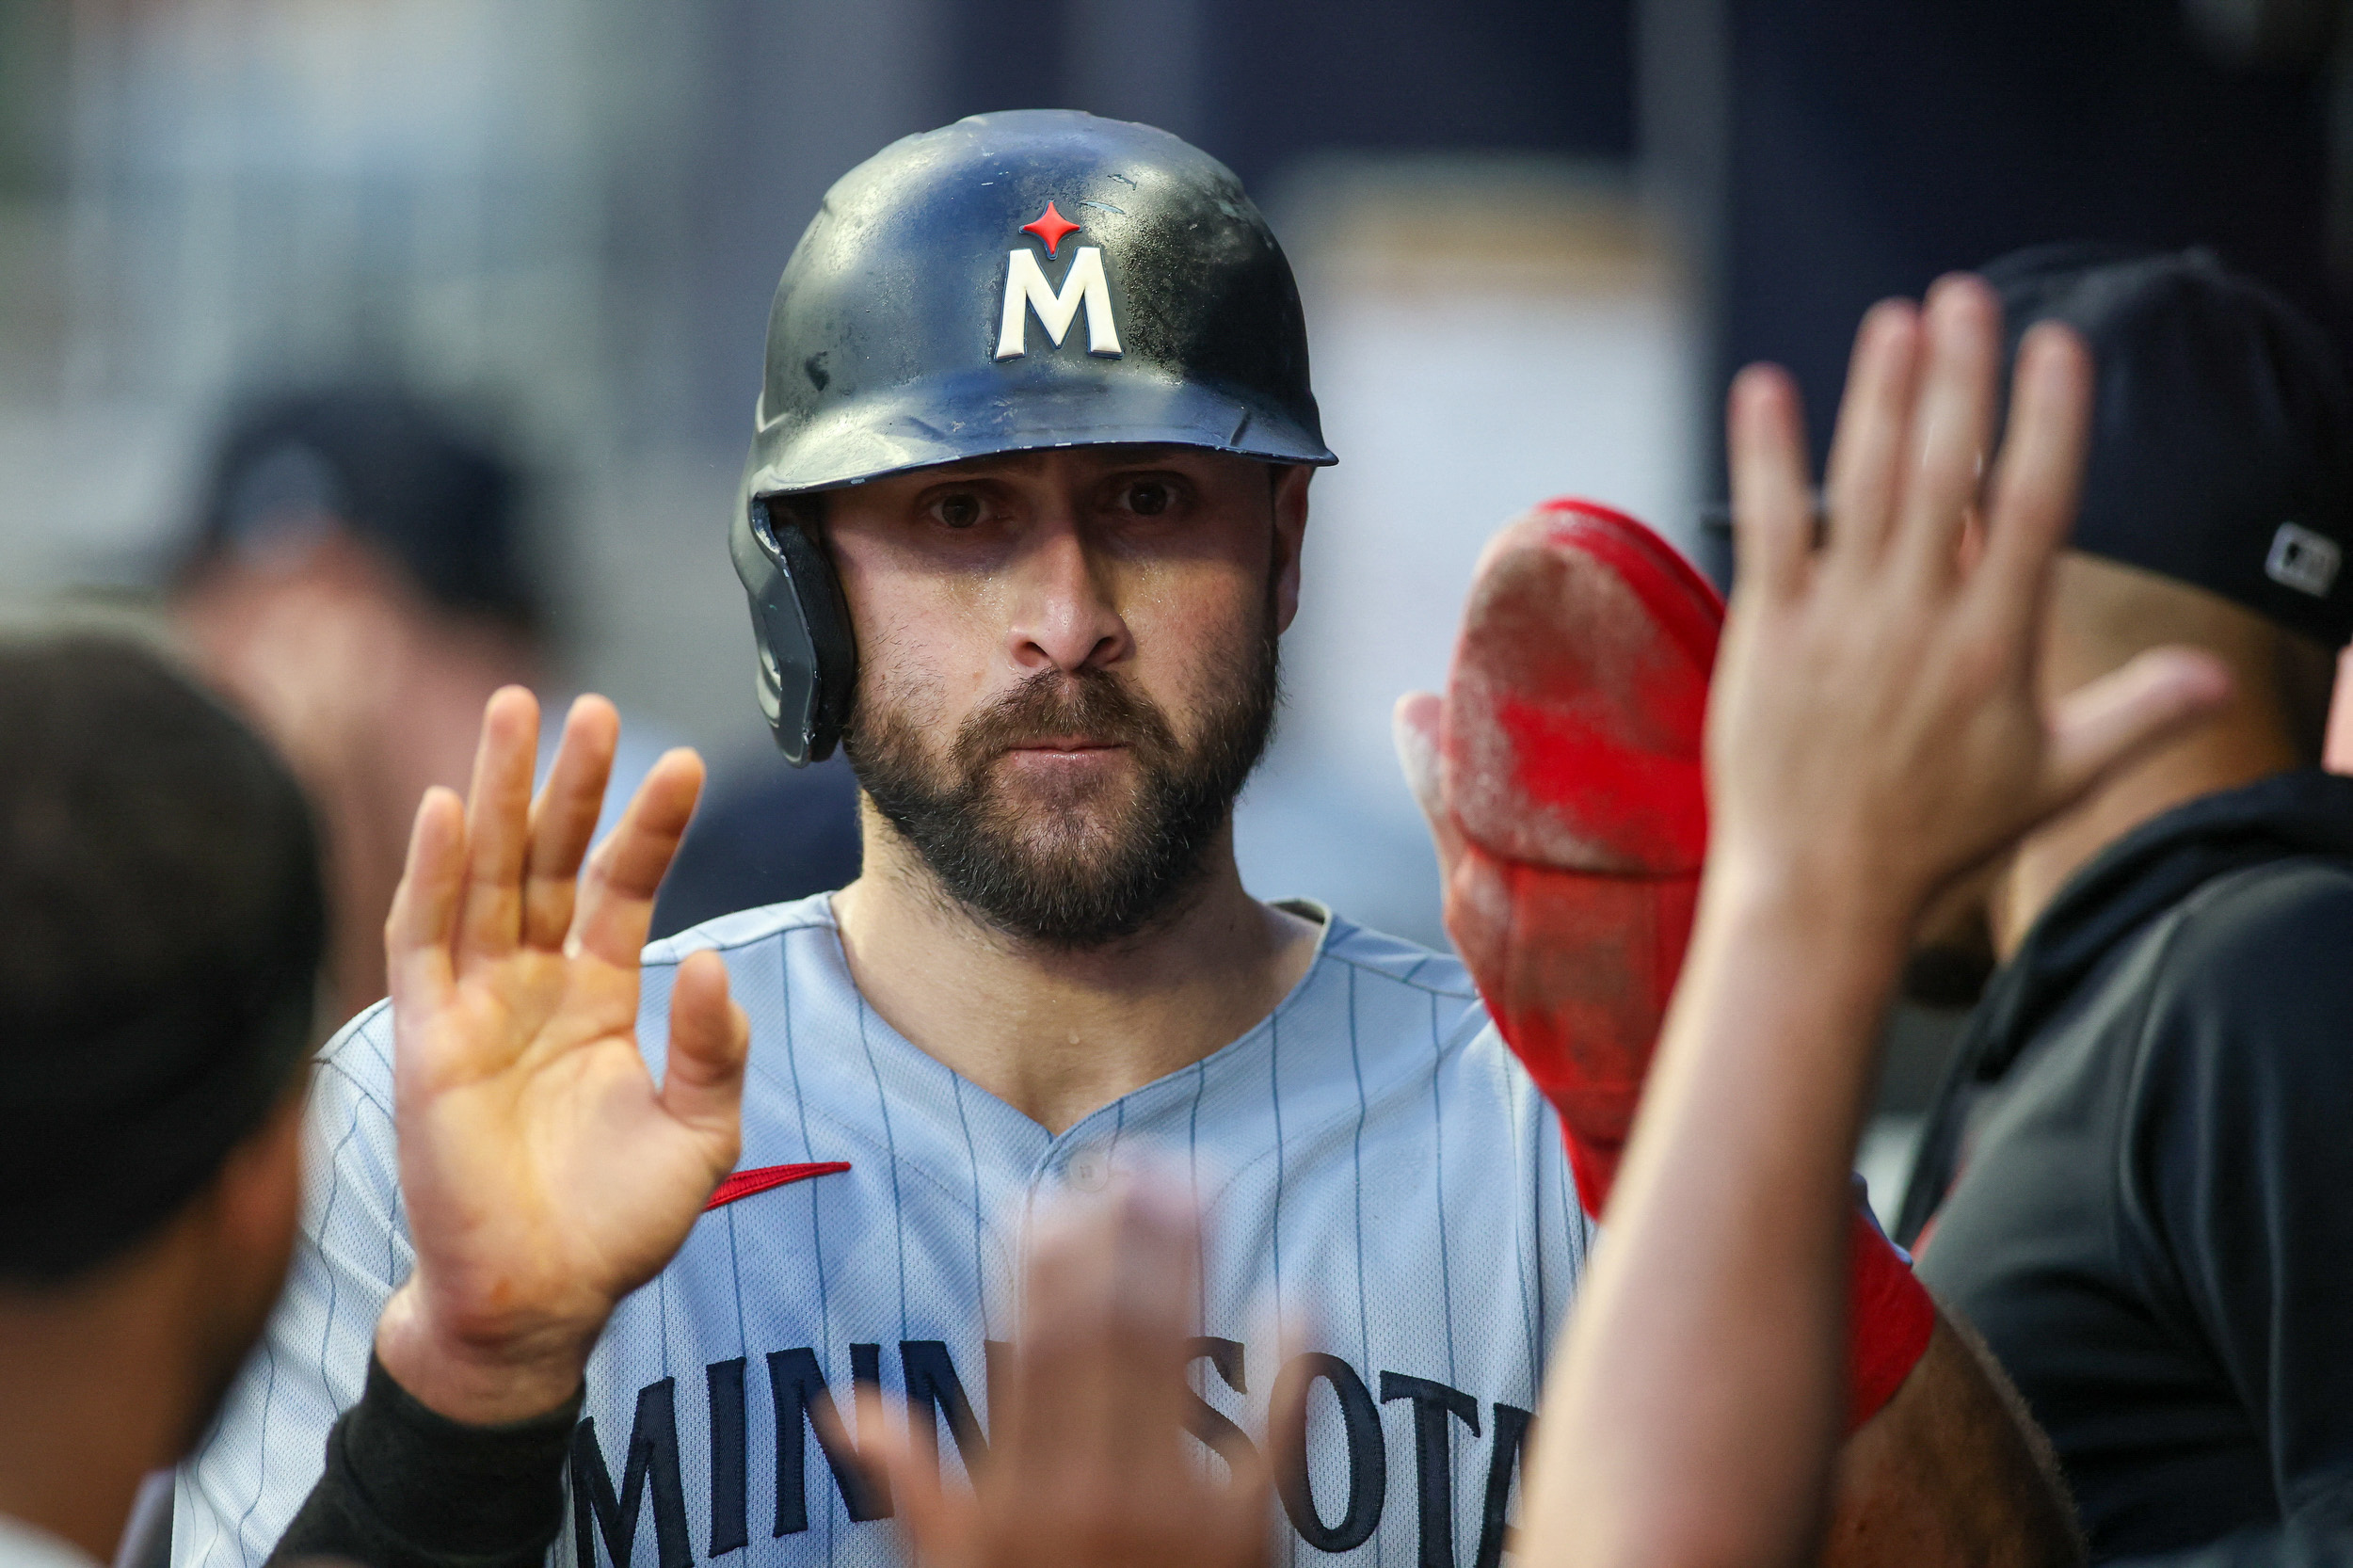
left=738, top=497, right=858, bottom=766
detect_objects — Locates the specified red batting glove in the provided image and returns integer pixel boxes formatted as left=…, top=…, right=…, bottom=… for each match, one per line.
left=1435, top=499, right=1933, bottom=1431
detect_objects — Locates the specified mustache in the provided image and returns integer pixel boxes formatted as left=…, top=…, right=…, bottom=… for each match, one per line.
left=952, top=667, right=1177, bottom=770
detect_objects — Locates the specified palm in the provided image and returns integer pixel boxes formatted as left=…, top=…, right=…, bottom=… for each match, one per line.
left=379, top=690, right=747, bottom=1418
left=1713, top=281, right=2228, bottom=919
left=402, top=967, right=697, bottom=1316
left=872, top=1187, right=1277, bottom=1568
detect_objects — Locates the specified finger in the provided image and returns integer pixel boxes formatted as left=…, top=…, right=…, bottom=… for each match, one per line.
left=1209, top=1428, right=1278, bottom=1568
left=1972, top=322, right=2095, bottom=647
left=1254, top=1320, right=1315, bottom=1547
left=825, top=1388, right=956, bottom=1561
left=1266, top=1326, right=1312, bottom=1458
left=454, top=686, right=541, bottom=967
left=1014, top=1200, right=1131, bottom=1475
left=385, top=786, right=466, bottom=1016
left=1206, top=1345, right=1310, bottom=1565
left=521, top=696, right=619, bottom=951
left=1100, top=1178, right=1202, bottom=1439
left=1820, top=299, right=1922, bottom=565
left=2041, top=647, right=2232, bottom=816
left=568, top=748, right=705, bottom=968
left=1890, top=275, right=2002, bottom=594
left=660, top=950, right=749, bottom=1154
left=2328, top=646, right=2353, bottom=772
left=1882, top=274, right=1995, bottom=593
left=1011, top=1186, right=1198, bottom=1486
left=1392, top=692, right=1465, bottom=871
left=1090, top=1184, right=1204, bottom=1498
left=1726, top=363, right=1815, bottom=604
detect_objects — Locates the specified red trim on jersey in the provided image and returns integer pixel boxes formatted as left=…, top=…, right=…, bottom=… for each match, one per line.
left=703, top=1162, right=852, bottom=1211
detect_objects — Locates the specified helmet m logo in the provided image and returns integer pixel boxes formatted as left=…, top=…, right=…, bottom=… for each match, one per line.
left=996, top=202, right=1121, bottom=360
left=996, top=248, right=1121, bottom=360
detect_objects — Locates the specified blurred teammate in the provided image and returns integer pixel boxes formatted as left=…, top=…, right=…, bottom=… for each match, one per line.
left=170, top=389, right=841, bottom=1017
left=0, top=635, right=325, bottom=1567
left=1887, top=251, right=2353, bottom=1562
left=1395, top=494, right=2079, bottom=1562
left=1511, top=277, right=2231, bottom=1565
left=187, top=112, right=2060, bottom=1567
left=174, top=388, right=563, bottom=1020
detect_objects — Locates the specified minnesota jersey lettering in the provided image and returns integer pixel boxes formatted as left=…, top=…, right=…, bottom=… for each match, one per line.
left=177, top=895, right=1588, bottom=1568
left=570, top=1341, right=1531, bottom=1568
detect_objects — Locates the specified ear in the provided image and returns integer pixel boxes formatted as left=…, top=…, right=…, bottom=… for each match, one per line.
left=1271, top=465, right=1313, bottom=635
left=207, top=1078, right=308, bottom=1288
left=158, top=1078, right=308, bottom=1458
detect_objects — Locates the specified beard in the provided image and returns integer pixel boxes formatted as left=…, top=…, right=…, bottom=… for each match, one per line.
left=845, top=616, right=1280, bottom=950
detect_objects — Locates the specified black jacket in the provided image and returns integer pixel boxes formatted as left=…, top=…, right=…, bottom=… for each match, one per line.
left=1903, top=770, right=2353, bottom=1562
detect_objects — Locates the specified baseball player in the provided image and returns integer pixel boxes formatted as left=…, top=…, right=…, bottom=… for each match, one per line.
left=180, top=112, right=2059, bottom=1568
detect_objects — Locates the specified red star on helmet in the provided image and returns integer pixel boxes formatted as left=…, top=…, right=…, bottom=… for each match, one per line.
left=1020, top=201, right=1082, bottom=258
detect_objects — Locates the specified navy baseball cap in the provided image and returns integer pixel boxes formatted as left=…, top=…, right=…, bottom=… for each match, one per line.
left=1984, top=245, right=2353, bottom=648
left=187, top=388, right=542, bottom=632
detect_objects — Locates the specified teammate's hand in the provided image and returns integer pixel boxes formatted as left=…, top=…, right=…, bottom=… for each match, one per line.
left=1710, top=276, right=2230, bottom=937
left=372, top=688, right=749, bottom=1424
left=855, top=1180, right=1284, bottom=1568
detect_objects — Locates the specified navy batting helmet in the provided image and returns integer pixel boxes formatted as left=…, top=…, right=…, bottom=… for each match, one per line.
left=731, top=109, right=1336, bottom=764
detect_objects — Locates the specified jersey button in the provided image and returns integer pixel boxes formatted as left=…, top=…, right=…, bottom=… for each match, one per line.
left=1066, top=1151, right=1110, bottom=1192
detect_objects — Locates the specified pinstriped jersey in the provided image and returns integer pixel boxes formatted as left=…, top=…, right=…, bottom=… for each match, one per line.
left=175, top=895, right=1589, bottom=1568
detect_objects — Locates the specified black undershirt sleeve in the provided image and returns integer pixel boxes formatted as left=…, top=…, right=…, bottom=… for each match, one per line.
left=266, top=1353, right=578, bottom=1568
left=2125, top=866, right=2353, bottom=1542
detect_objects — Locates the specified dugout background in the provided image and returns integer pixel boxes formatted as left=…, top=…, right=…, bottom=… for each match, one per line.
left=0, top=0, right=2336, bottom=1213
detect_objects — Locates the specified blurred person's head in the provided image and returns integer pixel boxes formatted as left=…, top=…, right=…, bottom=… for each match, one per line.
left=0, top=633, right=323, bottom=1557
left=1932, top=248, right=2349, bottom=964
left=732, top=111, right=1328, bottom=949
left=182, top=386, right=540, bottom=635
left=172, top=387, right=546, bottom=1014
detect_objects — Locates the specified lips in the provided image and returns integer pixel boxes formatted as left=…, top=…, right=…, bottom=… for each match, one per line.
left=1009, top=739, right=1122, bottom=752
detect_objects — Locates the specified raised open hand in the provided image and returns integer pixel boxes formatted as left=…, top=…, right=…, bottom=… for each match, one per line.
left=855, top=1181, right=1286, bottom=1568
left=372, top=688, right=748, bottom=1423
left=1710, top=276, right=2232, bottom=933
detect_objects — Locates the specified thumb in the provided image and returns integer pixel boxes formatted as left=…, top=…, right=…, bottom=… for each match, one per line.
left=1393, top=692, right=1465, bottom=870
left=661, top=949, right=749, bottom=1153
left=2041, top=647, right=2233, bottom=816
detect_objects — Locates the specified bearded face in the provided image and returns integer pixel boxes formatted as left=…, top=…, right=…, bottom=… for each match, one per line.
left=845, top=603, right=1279, bottom=948
left=810, top=444, right=1306, bottom=946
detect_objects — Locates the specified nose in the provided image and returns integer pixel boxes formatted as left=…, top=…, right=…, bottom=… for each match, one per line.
left=1003, top=509, right=1131, bottom=676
